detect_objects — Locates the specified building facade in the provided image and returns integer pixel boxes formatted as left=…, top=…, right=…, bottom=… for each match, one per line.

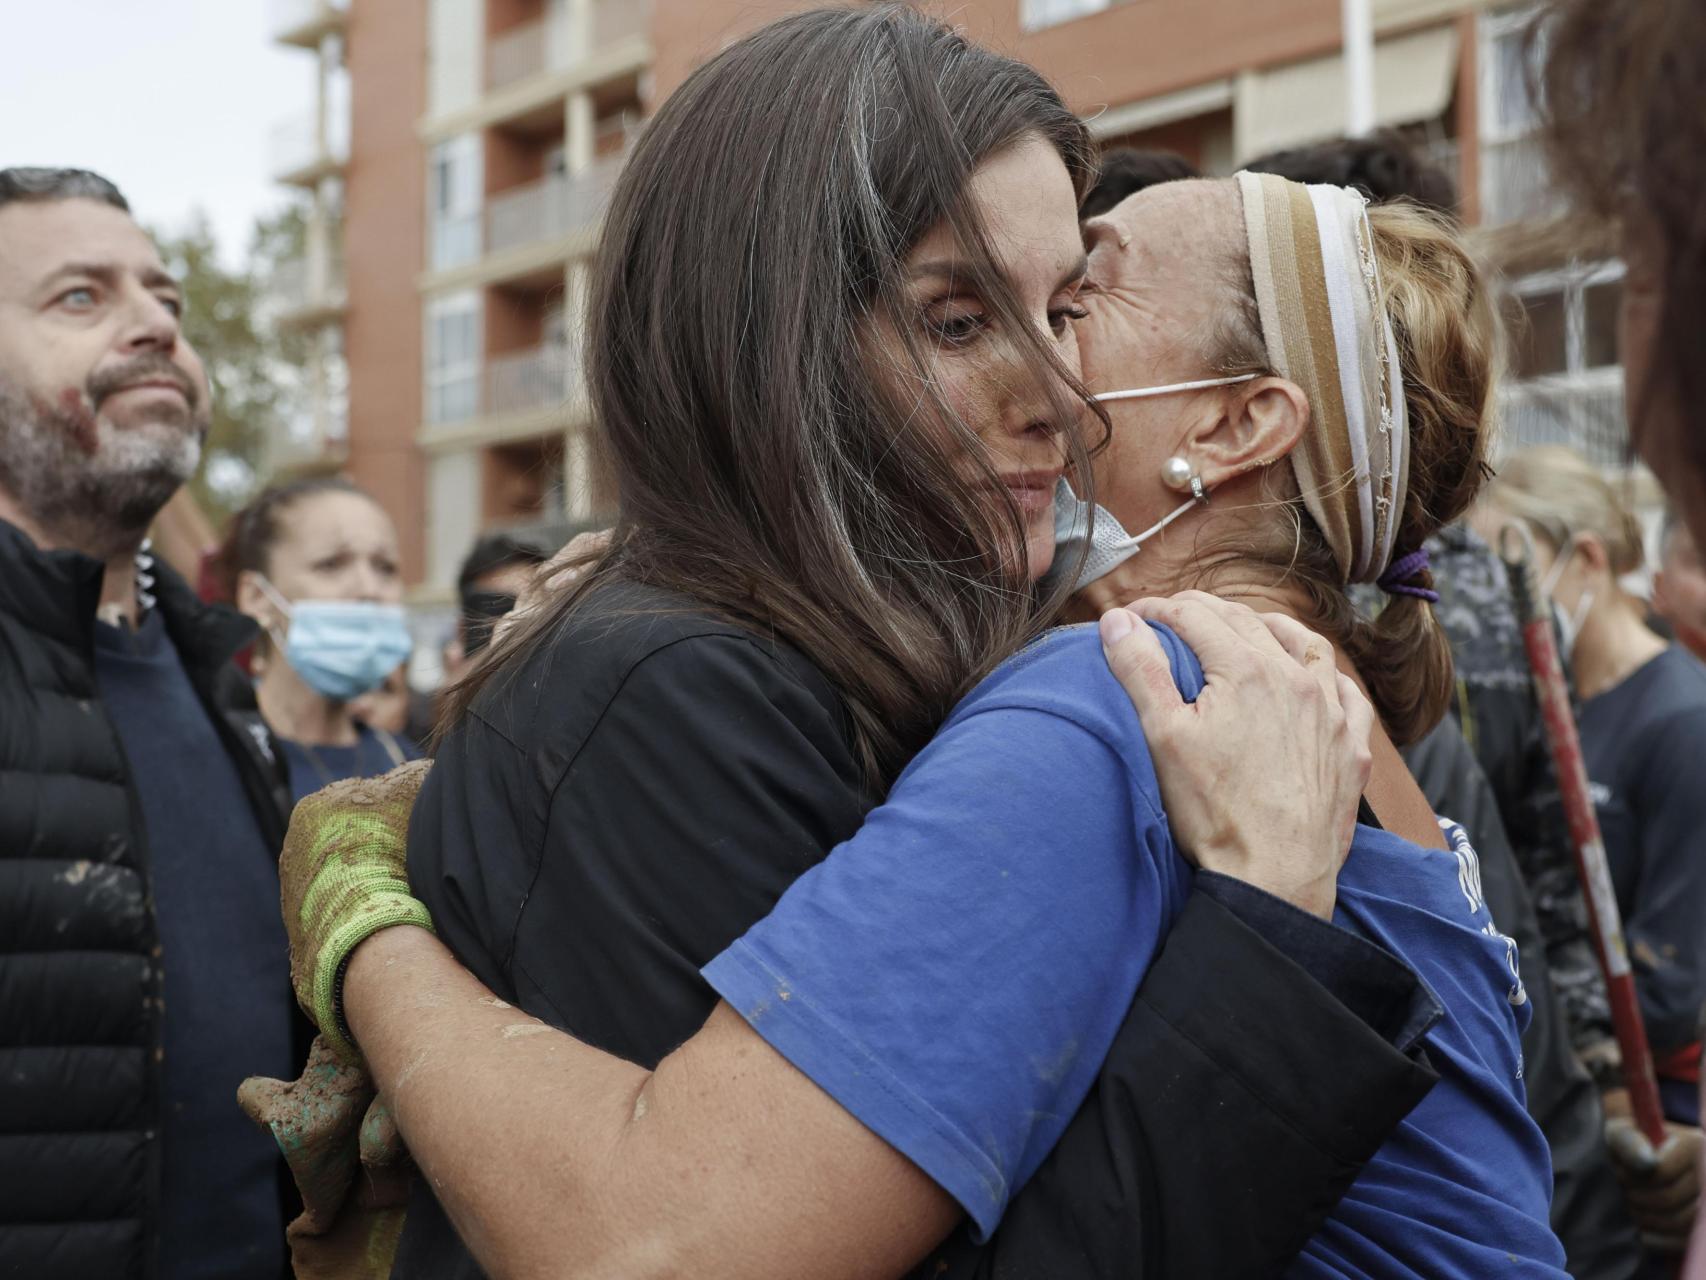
left=268, top=0, right=352, bottom=475
left=307, top=0, right=1625, bottom=602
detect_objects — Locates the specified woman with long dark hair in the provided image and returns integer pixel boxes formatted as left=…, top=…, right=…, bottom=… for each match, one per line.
left=264, top=8, right=1472, bottom=1276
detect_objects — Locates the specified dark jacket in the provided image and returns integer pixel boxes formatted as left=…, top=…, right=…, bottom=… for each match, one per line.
left=1405, top=720, right=1640, bottom=1280
left=0, top=519, right=294, bottom=1280
left=1427, top=523, right=1614, bottom=1050
left=399, top=581, right=1438, bottom=1279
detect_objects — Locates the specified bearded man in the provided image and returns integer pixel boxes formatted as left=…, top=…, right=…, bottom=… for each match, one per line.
left=0, top=168, right=298, bottom=1280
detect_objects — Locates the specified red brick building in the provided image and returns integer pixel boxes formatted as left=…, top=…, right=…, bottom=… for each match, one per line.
left=268, top=0, right=1615, bottom=610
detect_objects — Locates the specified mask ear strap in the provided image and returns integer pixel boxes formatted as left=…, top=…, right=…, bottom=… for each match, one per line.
left=248, top=572, right=293, bottom=618
left=1112, top=479, right=1211, bottom=556
left=1093, top=373, right=1258, bottom=404
left=246, top=575, right=295, bottom=655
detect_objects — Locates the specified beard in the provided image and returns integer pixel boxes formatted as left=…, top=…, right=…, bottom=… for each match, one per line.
left=0, top=356, right=209, bottom=558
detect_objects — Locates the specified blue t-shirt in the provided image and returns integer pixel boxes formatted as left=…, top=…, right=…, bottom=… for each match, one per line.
left=704, top=623, right=1567, bottom=1278
left=93, top=611, right=292, bottom=1280
left=279, top=723, right=421, bottom=806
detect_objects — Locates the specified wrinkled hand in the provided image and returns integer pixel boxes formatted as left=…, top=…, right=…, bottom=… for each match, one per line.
left=1099, top=592, right=1374, bottom=919
left=1603, top=1102, right=1701, bottom=1253
left=493, top=528, right=612, bottom=646
left=239, top=1035, right=411, bottom=1277
left=281, top=760, right=435, bottom=1058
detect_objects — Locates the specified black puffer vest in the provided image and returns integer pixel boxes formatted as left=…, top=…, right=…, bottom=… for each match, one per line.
left=0, top=518, right=291, bottom=1279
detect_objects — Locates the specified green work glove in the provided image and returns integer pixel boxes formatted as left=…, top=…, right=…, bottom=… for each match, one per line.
left=239, top=1034, right=411, bottom=1279
left=280, top=759, right=435, bottom=1059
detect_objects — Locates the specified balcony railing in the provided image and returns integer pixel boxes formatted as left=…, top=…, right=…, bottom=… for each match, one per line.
left=592, top=0, right=651, bottom=48
left=1481, top=134, right=1567, bottom=228
left=270, top=109, right=349, bottom=184
left=1419, top=133, right=1571, bottom=229
left=484, top=0, right=652, bottom=91
left=487, top=16, right=552, bottom=92
left=271, top=0, right=348, bottom=43
left=1499, top=373, right=1627, bottom=468
left=485, top=157, right=623, bottom=257
left=485, top=344, right=579, bottom=420
left=432, top=213, right=483, bottom=272
left=270, top=249, right=347, bottom=321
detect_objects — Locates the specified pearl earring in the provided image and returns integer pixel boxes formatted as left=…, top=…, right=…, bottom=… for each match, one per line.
left=1161, top=455, right=1194, bottom=492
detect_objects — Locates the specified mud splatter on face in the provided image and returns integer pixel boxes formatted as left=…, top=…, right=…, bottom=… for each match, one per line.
left=0, top=371, right=203, bottom=558
left=54, top=387, right=100, bottom=455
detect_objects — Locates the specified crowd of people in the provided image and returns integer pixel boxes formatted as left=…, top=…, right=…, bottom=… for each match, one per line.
left=1, top=0, right=1703, bottom=1277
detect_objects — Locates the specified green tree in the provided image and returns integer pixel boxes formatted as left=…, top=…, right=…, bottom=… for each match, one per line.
left=150, top=202, right=310, bottom=523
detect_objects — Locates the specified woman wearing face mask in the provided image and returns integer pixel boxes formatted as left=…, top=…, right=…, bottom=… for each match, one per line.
left=1478, top=446, right=1706, bottom=1129
left=261, top=13, right=1564, bottom=1278
left=221, top=477, right=420, bottom=806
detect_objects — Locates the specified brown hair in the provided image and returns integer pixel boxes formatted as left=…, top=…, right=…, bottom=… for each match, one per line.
left=1211, top=200, right=1500, bottom=746
left=213, top=474, right=366, bottom=599
left=445, top=6, right=1101, bottom=790
left=1481, top=445, right=1645, bottom=576
left=1538, top=0, right=1706, bottom=470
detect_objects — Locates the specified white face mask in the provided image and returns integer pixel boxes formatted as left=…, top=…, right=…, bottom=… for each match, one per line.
left=1048, top=373, right=1258, bottom=592
left=1539, top=540, right=1596, bottom=662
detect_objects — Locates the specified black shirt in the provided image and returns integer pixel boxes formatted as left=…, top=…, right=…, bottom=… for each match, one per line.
left=93, top=611, right=292, bottom=1280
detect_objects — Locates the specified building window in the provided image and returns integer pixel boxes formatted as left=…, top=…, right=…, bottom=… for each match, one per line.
left=1509, top=262, right=1623, bottom=378
left=426, top=291, right=482, bottom=425
left=1020, top=0, right=1110, bottom=33
left=429, top=134, right=482, bottom=270
left=1501, top=261, right=1626, bottom=463
left=1508, top=286, right=1567, bottom=380
left=1483, top=19, right=1541, bottom=140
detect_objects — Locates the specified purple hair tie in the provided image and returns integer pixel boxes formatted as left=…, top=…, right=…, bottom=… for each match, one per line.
left=1378, top=548, right=1439, bottom=603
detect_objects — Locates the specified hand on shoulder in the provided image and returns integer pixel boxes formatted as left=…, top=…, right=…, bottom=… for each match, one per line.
left=1098, top=592, right=1373, bottom=919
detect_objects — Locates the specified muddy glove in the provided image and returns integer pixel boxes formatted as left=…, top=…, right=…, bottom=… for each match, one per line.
left=1605, top=1113, right=1702, bottom=1254
left=243, top=762, right=434, bottom=1278
left=279, top=760, right=435, bottom=1058
left=239, top=1036, right=411, bottom=1279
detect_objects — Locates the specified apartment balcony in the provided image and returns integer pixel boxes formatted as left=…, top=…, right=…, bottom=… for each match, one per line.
left=486, top=344, right=578, bottom=419
left=271, top=109, right=349, bottom=187
left=423, top=344, right=585, bottom=450
left=591, top=0, right=650, bottom=49
left=486, top=0, right=653, bottom=93
left=270, top=250, right=347, bottom=329
left=1499, top=372, right=1627, bottom=468
left=488, top=158, right=622, bottom=257
left=487, top=14, right=566, bottom=94
left=427, top=0, right=652, bottom=142
left=271, top=0, right=347, bottom=49
left=1480, top=135, right=1567, bottom=229
left=1418, top=133, right=1570, bottom=232
left=427, top=152, right=626, bottom=290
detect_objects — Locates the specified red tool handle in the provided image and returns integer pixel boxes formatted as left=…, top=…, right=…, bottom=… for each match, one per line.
left=1500, top=527, right=1668, bottom=1147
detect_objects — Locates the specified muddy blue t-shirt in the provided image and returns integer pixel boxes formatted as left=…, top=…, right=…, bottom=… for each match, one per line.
left=705, top=622, right=1567, bottom=1278
left=279, top=725, right=420, bottom=807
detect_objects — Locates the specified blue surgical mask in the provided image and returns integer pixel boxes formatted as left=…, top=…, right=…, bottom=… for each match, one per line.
left=1048, top=373, right=1258, bottom=591
left=254, top=576, right=413, bottom=701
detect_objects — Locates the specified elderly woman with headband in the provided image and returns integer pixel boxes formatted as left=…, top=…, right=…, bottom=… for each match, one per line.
left=266, top=163, right=1565, bottom=1280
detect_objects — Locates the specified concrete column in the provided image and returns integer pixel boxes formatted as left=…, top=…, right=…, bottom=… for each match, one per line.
left=566, top=89, right=595, bottom=173
left=1341, top=0, right=1375, bottom=137
left=1454, top=11, right=1482, bottom=227
left=561, top=256, right=594, bottom=521
left=569, top=0, right=593, bottom=62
